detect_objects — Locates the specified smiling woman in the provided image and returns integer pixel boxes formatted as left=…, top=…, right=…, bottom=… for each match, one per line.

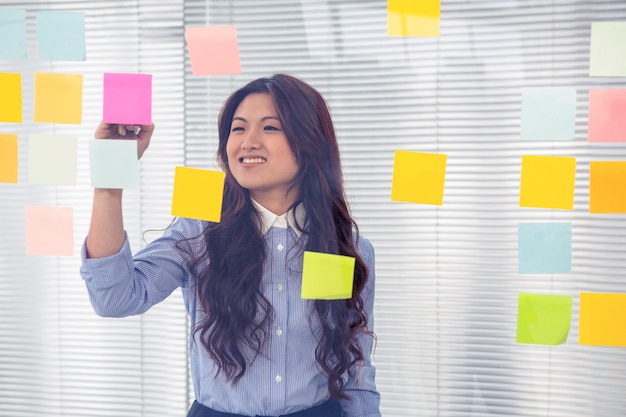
left=81, top=74, right=380, bottom=417
left=226, top=93, right=300, bottom=214
left=3, top=1, right=626, bottom=417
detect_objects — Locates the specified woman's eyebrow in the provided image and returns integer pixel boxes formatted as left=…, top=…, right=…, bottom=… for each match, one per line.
left=231, top=116, right=280, bottom=122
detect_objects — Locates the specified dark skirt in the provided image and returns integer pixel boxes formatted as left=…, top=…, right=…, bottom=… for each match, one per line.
left=186, top=399, right=342, bottom=417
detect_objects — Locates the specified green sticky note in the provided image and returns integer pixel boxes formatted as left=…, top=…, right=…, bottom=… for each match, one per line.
left=301, top=251, right=355, bottom=300
left=28, top=134, right=77, bottom=186
left=171, top=166, right=225, bottom=222
left=516, top=293, right=572, bottom=346
left=589, top=22, right=626, bottom=77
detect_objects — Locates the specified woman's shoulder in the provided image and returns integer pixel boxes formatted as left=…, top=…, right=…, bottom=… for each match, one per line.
left=166, top=217, right=209, bottom=240
left=355, top=231, right=375, bottom=261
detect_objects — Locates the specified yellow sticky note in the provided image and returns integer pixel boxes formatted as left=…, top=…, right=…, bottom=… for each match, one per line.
left=301, top=251, right=355, bottom=300
left=25, top=206, right=74, bottom=256
left=0, top=73, right=22, bottom=123
left=0, top=134, right=19, bottom=183
left=171, top=166, right=225, bottom=222
left=34, top=72, right=83, bottom=124
left=589, top=161, right=626, bottom=213
left=388, top=0, right=440, bottom=37
left=580, top=292, right=626, bottom=348
left=519, top=155, right=576, bottom=210
left=391, top=150, right=447, bottom=205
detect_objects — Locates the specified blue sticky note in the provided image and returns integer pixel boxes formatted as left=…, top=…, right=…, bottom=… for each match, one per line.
left=89, top=139, right=139, bottom=189
left=518, top=222, right=572, bottom=274
left=520, top=88, right=576, bottom=141
left=0, top=9, right=27, bottom=59
left=36, top=11, right=86, bottom=61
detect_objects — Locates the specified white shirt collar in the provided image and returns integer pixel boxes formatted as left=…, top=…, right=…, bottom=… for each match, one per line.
left=251, top=198, right=305, bottom=237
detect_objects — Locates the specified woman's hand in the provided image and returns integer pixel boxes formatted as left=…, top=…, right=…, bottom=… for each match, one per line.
left=94, top=122, right=155, bottom=159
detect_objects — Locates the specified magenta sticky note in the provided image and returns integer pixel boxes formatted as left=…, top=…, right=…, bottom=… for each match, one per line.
left=102, top=72, right=152, bottom=125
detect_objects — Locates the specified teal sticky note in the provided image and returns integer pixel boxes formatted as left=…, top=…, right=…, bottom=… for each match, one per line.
left=516, top=293, right=572, bottom=346
left=590, top=21, right=626, bottom=77
left=518, top=222, right=571, bottom=274
left=520, top=88, right=576, bottom=141
left=36, top=10, right=86, bottom=61
left=28, top=134, right=77, bottom=186
left=89, top=139, right=139, bottom=189
left=0, top=9, right=27, bottom=59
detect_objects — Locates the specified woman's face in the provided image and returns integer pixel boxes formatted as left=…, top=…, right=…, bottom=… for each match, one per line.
left=226, top=93, right=300, bottom=212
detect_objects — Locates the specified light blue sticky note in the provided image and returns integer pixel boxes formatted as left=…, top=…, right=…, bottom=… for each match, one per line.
left=0, top=9, right=27, bottom=59
left=28, top=134, right=77, bottom=186
left=89, top=139, right=139, bottom=189
left=518, top=222, right=572, bottom=274
left=520, top=88, right=576, bottom=141
left=36, top=10, right=86, bottom=61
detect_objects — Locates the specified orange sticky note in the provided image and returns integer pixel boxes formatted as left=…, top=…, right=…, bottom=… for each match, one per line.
left=25, top=206, right=74, bottom=256
left=588, top=89, right=626, bottom=142
left=301, top=251, right=355, bottom=300
left=185, top=25, right=242, bottom=75
left=589, top=161, right=626, bottom=213
left=391, top=150, right=447, bottom=205
left=519, top=155, right=576, bottom=210
left=580, top=292, right=626, bottom=348
left=171, top=166, right=225, bottom=222
left=0, top=72, right=22, bottom=123
left=388, top=0, right=440, bottom=37
left=34, top=72, right=83, bottom=124
left=0, top=133, right=19, bottom=183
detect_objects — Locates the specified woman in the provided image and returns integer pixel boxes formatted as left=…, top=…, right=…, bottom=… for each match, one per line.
left=81, top=74, right=380, bottom=417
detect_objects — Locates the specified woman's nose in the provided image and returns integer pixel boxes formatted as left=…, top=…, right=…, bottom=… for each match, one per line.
left=241, top=128, right=261, bottom=150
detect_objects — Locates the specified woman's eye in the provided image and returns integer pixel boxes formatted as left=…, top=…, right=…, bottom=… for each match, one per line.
left=231, top=126, right=244, bottom=132
left=264, top=125, right=281, bottom=131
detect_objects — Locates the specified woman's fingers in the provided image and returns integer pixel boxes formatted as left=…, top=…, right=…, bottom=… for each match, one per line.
left=94, top=122, right=155, bottom=159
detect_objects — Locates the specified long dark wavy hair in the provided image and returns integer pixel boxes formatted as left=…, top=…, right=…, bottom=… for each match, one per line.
left=177, top=74, right=371, bottom=400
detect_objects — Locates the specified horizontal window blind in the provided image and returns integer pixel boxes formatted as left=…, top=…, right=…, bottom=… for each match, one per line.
left=0, top=1, right=188, bottom=416
left=3, top=1, right=626, bottom=417
left=195, top=1, right=626, bottom=416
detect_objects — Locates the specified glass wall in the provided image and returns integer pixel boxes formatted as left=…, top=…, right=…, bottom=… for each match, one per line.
left=1, top=1, right=625, bottom=416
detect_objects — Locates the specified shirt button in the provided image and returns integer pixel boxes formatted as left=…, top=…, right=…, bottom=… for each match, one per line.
left=276, top=328, right=283, bottom=336
left=275, top=375, right=282, bottom=383
left=277, top=284, right=284, bottom=292
left=277, top=244, right=284, bottom=251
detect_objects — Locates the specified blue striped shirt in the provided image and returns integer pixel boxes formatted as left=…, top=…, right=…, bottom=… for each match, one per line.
left=80, top=212, right=380, bottom=416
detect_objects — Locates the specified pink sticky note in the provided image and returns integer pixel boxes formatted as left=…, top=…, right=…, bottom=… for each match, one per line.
left=588, top=89, right=626, bottom=142
left=185, top=25, right=242, bottom=76
left=103, top=73, right=152, bottom=125
left=25, top=206, right=73, bottom=256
